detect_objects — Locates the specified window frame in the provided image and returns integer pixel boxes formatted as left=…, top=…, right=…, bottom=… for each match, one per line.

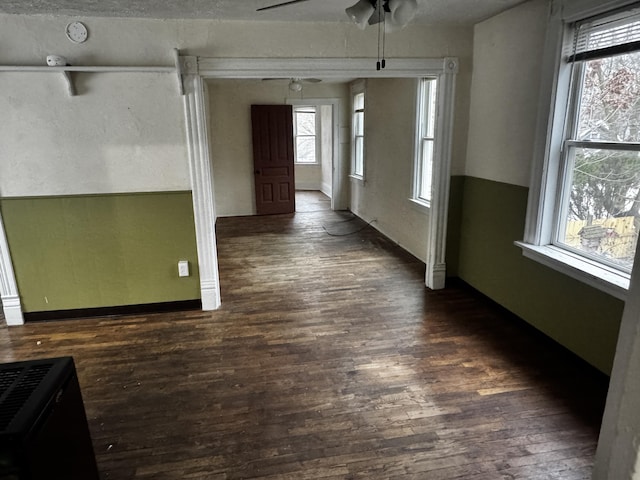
left=293, top=105, right=319, bottom=165
left=350, top=80, right=366, bottom=182
left=518, top=0, right=640, bottom=300
left=411, top=77, right=439, bottom=208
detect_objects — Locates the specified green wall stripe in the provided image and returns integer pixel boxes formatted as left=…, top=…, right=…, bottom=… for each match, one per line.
left=0, top=192, right=200, bottom=313
left=456, top=175, right=623, bottom=374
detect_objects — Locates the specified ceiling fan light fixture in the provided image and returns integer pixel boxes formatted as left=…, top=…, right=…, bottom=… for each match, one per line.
left=346, top=0, right=375, bottom=29
left=386, top=0, right=418, bottom=31
left=289, top=79, right=303, bottom=92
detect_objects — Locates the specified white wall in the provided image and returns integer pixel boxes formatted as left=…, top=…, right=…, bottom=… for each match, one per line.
left=465, top=0, right=549, bottom=187
left=207, top=79, right=350, bottom=217
left=350, top=78, right=431, bottom=261
left=0, top=14, right=473, bottom=197
left=0, top=72, right=187, bottom=197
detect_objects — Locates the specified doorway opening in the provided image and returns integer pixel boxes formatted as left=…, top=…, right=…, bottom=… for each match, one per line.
left=291, top=103, right=334, bottom=213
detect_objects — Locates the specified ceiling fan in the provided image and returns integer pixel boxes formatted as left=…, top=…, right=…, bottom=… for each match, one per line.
left=257, top=0, right=418, bottom=32
left=262, top=77, right=322, bottom=92
left=257, top=0, right=418, bottom=69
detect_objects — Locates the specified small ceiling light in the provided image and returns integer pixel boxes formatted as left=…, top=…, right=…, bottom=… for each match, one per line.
left=289, top=79, right=303, bottom=92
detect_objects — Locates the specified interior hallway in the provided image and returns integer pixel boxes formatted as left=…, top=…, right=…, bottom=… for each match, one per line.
left=0, top=191, right=608, bottom=479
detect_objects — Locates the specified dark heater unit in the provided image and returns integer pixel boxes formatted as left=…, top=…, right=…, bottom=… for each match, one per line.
left=0, top=357, right=99, bottom=480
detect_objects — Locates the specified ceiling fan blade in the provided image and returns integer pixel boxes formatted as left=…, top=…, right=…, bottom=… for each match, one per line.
left=257, top=0, right=313, bottom=12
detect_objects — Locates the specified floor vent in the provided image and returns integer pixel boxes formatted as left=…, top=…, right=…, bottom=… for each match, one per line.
left=0, top=363, right=52, bottom=431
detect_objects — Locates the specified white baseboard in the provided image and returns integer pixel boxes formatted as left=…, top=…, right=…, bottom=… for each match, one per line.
left=2, top=295, right=24, bottom=326
left=295, top=182, right=322, bottom=191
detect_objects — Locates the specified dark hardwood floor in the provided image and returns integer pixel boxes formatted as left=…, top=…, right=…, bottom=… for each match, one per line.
left=0, top=191, right=608, bottom=479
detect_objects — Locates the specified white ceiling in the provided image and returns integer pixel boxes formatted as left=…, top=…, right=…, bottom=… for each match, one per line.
left=0, top=0, right=528, bottom=25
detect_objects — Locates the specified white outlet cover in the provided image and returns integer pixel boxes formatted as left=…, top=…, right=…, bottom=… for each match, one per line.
left=178, top=260, right=189, bottom=277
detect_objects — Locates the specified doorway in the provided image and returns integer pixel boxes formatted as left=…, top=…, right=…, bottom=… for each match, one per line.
left=290, top=102, right=337, bottom=213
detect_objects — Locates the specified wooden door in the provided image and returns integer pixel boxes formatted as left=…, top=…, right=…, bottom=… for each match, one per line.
left=251, top=105, right=296, bottom=215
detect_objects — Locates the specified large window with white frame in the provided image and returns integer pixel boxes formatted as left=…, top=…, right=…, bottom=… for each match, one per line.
left=351, top=81, right=366, bottom=179
left=294, top=106, right=318, bottom=164
left=521, top=1, right=640, bottom=297
left=412, top=78, right=438, bottom=206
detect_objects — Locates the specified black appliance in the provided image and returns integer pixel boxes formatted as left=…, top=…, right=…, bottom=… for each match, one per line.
left=0, top=357, right=99, bottom=480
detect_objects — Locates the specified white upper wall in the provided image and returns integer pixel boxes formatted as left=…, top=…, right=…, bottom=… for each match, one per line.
left=0, top=72, right=187, bottom=197
left=465, top=0, right=549, bottom=187
left=0, top=14, right=473, bottom=197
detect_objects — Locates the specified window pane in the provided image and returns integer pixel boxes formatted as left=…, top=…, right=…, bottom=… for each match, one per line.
left=577, top=51, right=640, bottom=142
left=296, top=110, right=316, bottom=136
left=296, top=137, right=316, bottom=163
left=424, top=79, right=438, bottom=138
left=355, top=111, right=364, bottom=136
left=354, top=92, right=365, bottom=111
left=558, top=146, right=640, bottom=271
left=355, top=137, right=364, bottom=176
left=419, top=140, right=434, bottom=202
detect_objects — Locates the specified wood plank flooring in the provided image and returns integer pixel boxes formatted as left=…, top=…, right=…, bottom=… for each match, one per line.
left=0, top=191, right=609, bottom=479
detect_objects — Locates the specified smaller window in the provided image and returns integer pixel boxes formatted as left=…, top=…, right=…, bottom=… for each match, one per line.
left=351, top=82, right=366, bottom=179
left=412, top=78, right=438, bottom=205
left=294, top=106, right=318, bottom=164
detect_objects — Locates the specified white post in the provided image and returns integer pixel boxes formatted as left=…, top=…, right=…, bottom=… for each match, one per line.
left=425, top=58, right=457, bottom=290
left=181, top=58, right=221, bottom=310
left=0, top=211, right=24, bottom=325
left=593, top=243, right=640, bottom=479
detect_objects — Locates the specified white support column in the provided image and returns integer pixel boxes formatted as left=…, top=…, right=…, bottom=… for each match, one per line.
left=182, top=58, right=221, bottom=310
left=0, top=211, right=24, bottom=325
left=425, top=58, right=458, bottom=290
left=593, top=242, right=640, bottom=479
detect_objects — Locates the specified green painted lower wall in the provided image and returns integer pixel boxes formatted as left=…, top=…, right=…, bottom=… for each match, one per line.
left=445, top=175, right=465, bottom=277
left=455, top=175, right=623, bottom=374
left=0, top=192, right=200, bottom=313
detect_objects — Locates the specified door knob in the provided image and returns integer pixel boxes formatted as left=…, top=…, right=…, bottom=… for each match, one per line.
left=255, top=169, right=261, bottom=175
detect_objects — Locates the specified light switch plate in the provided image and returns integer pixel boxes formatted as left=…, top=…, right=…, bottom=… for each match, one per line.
left=178, top=260, right=189, bottom=277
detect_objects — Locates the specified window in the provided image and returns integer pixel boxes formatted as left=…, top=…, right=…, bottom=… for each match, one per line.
left=294, top=106, right=318, bottom=164
left=351, top=81, right=366, bottom=179
left=412, top=78, right=438, bottom=205
left=521, top=2, right=640, bottom=298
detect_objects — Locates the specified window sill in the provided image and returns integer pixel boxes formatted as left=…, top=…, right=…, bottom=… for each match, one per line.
left=349, top=175, right=364, bottom=186
left=514, top=241, right=629, bottom=301
left=408, top=198, right=430, bottom=214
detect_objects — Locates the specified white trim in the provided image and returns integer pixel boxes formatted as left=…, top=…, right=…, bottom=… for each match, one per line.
left=425, top=58, right=458, bottom=290
left=516, top=242, right=628, bottom=300
left=0, top=211, right=24, bottom=325
left=182, top=70, right=221, bottom=310
left=560, top=0, right=639, bottom=22
left=523, top=0, right=639, bottom=297
left=408, top=198, right=429, bottom=214
left=350, top=80, right=366, bottom=181
left=197, top=57, right=451, bottom=79
left=0, top=65, right=175, bottom=73
left=190, top=55, right=457, bottom=304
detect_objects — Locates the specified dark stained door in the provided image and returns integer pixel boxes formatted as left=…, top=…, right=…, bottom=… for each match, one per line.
left=251, top=105, right=296, bottom=215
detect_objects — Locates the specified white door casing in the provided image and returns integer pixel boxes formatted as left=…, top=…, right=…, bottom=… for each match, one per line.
left=186, top=56, right=458, bottom=294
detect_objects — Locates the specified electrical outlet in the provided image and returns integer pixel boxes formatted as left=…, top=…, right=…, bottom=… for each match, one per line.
left=178, top=260, right=189, bottom=277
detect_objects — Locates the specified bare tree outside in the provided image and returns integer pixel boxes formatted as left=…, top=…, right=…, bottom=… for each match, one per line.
left=560, top=49, right=640, bottom=270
